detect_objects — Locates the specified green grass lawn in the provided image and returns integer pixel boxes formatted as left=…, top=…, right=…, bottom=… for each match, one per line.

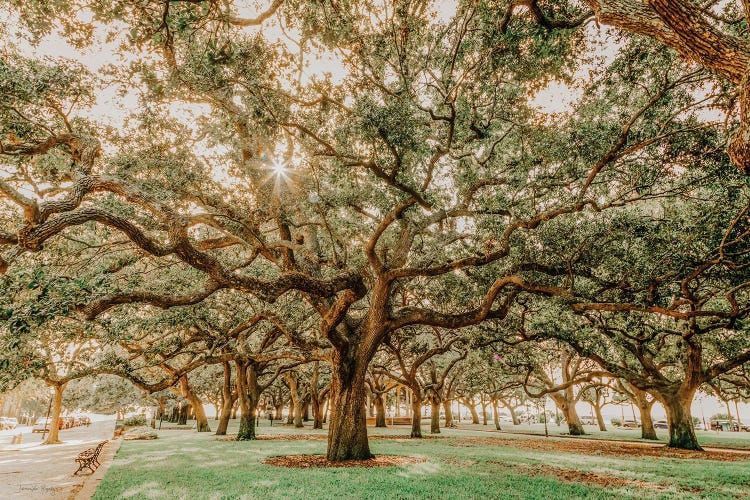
left=94, top=421, right=750, bottom=499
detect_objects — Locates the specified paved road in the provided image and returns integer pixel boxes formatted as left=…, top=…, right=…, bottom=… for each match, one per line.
left=0, top=425, right=32, bottom=444
left=0, top=419, right=115, bottom=499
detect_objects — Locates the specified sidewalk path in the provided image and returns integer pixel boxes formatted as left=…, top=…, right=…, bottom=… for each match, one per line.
left=0, top=420, right=118, bottom=499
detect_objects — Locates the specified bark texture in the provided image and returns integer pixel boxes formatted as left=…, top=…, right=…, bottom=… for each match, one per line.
left=326, top=350, right=372, bottom=461
left=43, top=383, right=66, bottom=445
left=430, top=400, right=441, bottom=434
left=443, top=400, right=454, bottom=427
left=215, top=363, right=235, bottom=436
left=579, top=0, right=750, bottom=174
left=410, top=397, right=422, bottom=438
left=180, top=376, right=210, bottom=432
left=374, top=393, right=387, bottom=428
left=662, top=393, right=701, bottom=450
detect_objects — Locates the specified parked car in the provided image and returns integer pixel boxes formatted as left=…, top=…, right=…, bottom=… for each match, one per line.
left=711, top=420, right=749, bottom=432
left=622, top=419, right=641, bottom=428
left=653, top=420, right=669, bottom=429
left=80, top=416, right=91, bottom=426
left=580, top=416, right=597, bottom=426
left=32, top=417, right=51, bottom=433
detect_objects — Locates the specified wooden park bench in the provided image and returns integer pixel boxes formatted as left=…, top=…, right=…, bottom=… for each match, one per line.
left=366, top=416, right=413, bottom=426
left=73, top=441, right=107, bottom=475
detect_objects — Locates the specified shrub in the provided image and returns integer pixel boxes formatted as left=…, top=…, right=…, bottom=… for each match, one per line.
left=123, top=415, right=147, bottom=427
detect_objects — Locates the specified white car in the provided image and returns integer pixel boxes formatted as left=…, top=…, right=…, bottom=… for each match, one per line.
left=0, top=417, right=17, bottom=430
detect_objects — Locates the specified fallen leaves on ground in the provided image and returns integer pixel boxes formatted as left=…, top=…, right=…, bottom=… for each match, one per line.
left=491, top=462, right=695, bottom=493
left=458, top=436, right=748, bottom=462
left=215, top=433, right=442, bottom=442
left=262, top=454, right=425, bottom=468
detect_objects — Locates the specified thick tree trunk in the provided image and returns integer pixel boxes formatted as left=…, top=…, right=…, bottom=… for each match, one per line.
left=44, top=382, right=66, bottom=445
left=327, top=351, right=372, bottom=461
left=663, top=393, right=701, bottom=450
left=410, top=395, right=422, bottom=438
left=215, top=364, right=235, bottom=436
left=593, top=403, right=607, bottom=431
left=374, top=393, right=386, bottom=427
left=443, top=400, right=454, bottom=427
left=274, top=404, right=284, bottom=422
left=216, top=398, right=233, bottom=436
left=492, top=400, right=501, bottom=430
left=565, top=406, right=584, bottom=435
left=623, top=382, right=658, bottom=440
left=430, top=401, right=441, bottom=434
left=178, top=404, right=188, bottom=426
left=638, top=401, right=657, bottom=440
left=236, top=392, right=259, bottom=440
left=395, top=386, right=401, bottom=417
left=302, top=401, right=310, bottom=422
left=463, top=399, right=480, bottom=424
left=237, top=412, right=257, bottom=440
left=507, top=404, right=520, bottom=425
left=311, top=395, right=323, bottom=429
left=235, top=360, right=263, bottom=440
left=180, top=376, right=210, bottom=432
left=725, top=400, right=734, bottom=429
left=728, top=75, right=750, bottom=175
left=482, top=402, right=488, bottom=425
left=285, top=372, right=304, bottom=428
left=310, top=364, right=323, bottom=429
left=293, top=402, right=303, bottom=427
left=156, top=398, right=166, bottom=424
left=191, top=400, right=210, bottom=432
left=735, top=400, right=742, bottom=425
left=552, top=395, right=585, bottom=435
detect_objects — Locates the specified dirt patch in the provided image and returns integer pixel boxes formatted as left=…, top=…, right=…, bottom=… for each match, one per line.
left=215, top=434, right=327, bottom=442
left=502, top=462, right=669, bottom=491
left=370, top=435, right=442, bottom=440
left=215, top=434, right=442, bottom=442
left=262, top=454, right=425, bottom=468
left=459, top=436, right=748, bottom=462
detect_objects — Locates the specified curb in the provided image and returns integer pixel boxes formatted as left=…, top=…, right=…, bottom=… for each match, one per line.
left=67, top=438, right=123, bottom=500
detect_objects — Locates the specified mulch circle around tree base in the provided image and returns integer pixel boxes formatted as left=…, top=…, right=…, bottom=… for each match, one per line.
left=262, top=454, right=426, bottom=468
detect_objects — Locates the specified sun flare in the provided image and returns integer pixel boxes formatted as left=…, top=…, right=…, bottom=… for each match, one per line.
left=270, top=159, right=288, bottom=177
